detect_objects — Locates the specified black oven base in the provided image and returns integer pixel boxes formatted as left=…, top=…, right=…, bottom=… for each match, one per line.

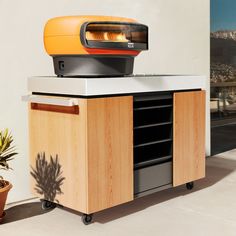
left=53, top=55, right=134, bottom=77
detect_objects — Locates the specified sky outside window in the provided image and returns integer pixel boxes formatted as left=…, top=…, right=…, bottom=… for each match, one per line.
left=211, top=0, right=236, bottom=32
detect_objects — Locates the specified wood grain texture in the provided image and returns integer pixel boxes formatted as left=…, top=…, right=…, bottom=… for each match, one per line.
left=86, top=97, right=133, bottom=213
left=29, top=99, right=88, bottom=213
left=173, top=91, right=206, bottom=187
left=29, top=96, right=133, bottom=214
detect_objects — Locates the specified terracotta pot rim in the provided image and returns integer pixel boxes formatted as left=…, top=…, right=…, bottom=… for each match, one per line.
left=0, top=180, right=12, bottom=193
left=0, top=211, right=6, bottom=219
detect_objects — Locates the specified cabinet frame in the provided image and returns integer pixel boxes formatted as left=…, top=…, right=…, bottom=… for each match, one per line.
left=28, top=89, right=206, bottom=215
left=29, top=96, right=133, bottom=214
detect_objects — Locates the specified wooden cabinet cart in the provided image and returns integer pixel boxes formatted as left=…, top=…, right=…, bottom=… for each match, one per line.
left=24, top=75, right=206, bottom=224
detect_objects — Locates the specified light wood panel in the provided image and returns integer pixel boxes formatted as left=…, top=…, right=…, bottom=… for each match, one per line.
left=29, top=96, right=133, bottom=214
left=86, top=97, right=133, bottom=213
left=173, top=91, right=206, bottom=187
left=29, top=99, right=88, bottom=213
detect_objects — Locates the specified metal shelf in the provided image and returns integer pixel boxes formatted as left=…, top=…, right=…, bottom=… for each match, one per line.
left=134, top=121, right=172, bottom=130
left=134, top=138, right=172, bottom=148
left=134, top=94, right=172, bottom=102
left=134, top=104, right=172, bottom=111
left=134, top=155, right=172, bottom=170
left=133, top=92, right=174, bottom=195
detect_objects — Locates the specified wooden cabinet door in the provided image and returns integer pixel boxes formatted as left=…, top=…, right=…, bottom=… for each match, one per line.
left=173, top=91, right=205, bottom=187
left=29, top=99, right=89, bottom=213
left=29, top=96, right=133, bottom=214
left=86, top=96, right=133, bottom=213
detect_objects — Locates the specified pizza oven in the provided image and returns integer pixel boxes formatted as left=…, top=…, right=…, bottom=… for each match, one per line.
left=44, top=15, right=148, bottom=77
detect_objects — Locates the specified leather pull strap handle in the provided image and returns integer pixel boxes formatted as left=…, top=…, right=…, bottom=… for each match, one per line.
left=22, top=95, right=79, bottom=114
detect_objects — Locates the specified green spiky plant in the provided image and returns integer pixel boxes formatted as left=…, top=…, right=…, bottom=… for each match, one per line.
left=0, top=129, right=17, bottom=189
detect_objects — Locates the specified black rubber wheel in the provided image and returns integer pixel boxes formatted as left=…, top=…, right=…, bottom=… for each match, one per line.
left=186, top=182, right=194, bottom=190
left=82, top=214, right=93, bottom=225
left=41, top=200, right=57, bottom=210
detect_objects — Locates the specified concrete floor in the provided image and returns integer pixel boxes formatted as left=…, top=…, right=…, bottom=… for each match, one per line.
left=2, top=149, right=236, bottom=236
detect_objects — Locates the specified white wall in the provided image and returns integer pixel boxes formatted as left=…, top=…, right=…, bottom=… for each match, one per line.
left=0, top=0, right=210, bottom=203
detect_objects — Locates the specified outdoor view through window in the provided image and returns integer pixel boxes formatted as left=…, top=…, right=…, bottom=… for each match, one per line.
left=211, top=0, right=236, bottom=125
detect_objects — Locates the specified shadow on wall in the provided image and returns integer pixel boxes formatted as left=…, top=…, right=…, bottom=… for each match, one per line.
left=30, top=152, right=65, bottom=203
left=2, top=155, right=236, bottom=224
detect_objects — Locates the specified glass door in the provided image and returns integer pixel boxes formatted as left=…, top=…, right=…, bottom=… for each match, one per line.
left=211, top=0, right=236, bottom=154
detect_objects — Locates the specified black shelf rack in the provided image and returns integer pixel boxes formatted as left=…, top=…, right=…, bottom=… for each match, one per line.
left=133, top=92, right=173, bottom=196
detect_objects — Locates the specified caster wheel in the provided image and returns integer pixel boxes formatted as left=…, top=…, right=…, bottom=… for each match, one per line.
left=41, top=200, right=57, bottom=210
left=82, top=214, right=93, bottom=225
left=186, top=182, right=194, bottom=190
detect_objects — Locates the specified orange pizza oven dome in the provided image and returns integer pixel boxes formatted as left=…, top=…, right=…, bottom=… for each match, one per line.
left=44, top=15, right=148, bottom=77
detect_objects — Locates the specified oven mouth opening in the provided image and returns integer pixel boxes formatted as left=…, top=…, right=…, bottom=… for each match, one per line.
left=80, top=21, right=148, bottom=50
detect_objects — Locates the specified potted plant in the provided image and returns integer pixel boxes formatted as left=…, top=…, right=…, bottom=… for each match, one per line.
left=0, top=129, right=17, bottom=222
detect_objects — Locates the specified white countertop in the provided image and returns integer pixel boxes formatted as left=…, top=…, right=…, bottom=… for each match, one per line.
left=28, top=75, right=206, bottom=96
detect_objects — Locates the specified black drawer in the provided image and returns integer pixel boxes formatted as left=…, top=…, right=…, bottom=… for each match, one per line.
left=134, top=161, right=172, bottom=195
